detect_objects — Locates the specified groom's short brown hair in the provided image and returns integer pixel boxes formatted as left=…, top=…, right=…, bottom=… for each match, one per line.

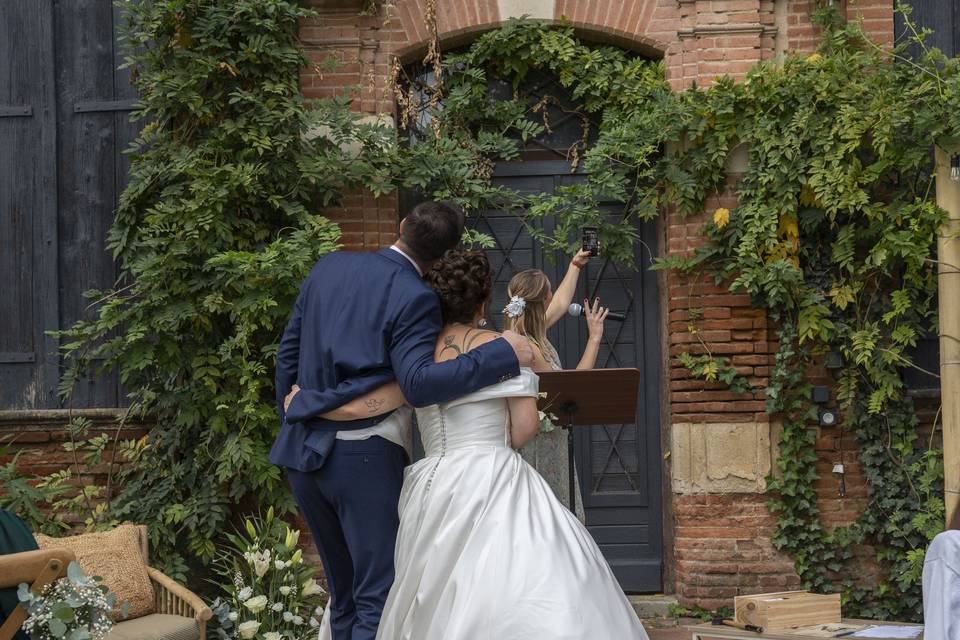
left=400, top=201, right=465, bottom=263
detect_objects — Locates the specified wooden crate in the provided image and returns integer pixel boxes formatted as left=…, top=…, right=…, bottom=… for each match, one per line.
left=734, top=591, right=841, bottom=631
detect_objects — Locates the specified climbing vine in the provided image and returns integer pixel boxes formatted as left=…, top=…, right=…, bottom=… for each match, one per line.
left=7, top=0, right=954, bottom=616
left=394, top=6, right=960, bottom=620
left=45, top=0, right=399, bottom=575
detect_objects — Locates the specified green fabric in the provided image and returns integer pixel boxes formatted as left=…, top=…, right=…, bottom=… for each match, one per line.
left=0, top=509, right=39, bottom=640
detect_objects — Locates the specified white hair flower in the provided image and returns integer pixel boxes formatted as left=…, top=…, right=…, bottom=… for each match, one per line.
left=504, top=295, right=526, bottom=318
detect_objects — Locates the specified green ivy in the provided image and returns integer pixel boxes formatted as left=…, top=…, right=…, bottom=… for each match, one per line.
left=395, top=7, right=959, bottom=619
left=16, top=0, right=955, bottom=615
left=50, top=0, right=399, bottom=574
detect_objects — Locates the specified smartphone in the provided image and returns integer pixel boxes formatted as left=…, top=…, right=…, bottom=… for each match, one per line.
left=582, top=227, right=600, bottom=257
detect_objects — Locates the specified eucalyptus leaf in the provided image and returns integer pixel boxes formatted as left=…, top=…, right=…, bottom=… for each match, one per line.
left=48, top=617, right=68, bottom=638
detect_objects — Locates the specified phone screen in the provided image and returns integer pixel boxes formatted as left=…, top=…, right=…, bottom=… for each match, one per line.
left=582, top=227, right=599, bottom=257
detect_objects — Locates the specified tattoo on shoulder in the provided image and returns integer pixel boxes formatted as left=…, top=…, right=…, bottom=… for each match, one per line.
left=439, top=334, right=463, bottom=356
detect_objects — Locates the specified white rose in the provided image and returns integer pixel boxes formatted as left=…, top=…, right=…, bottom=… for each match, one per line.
left=264, top=633, right=281, bottom=640
left=243, top=595, right=269, bottom=614
left=237, top=621, right=260, bottom=640
left=301, top=579, right=323, bottom=597
left=292, top=616, right=304, bottom=626
left=274, top=560, right=285, bottom=570
left=271, top=602, right=283, bottom=612
left=237, top=587, right=253, bottom=602
left=228, top=612, right=239, bottom=622
left=279, top=586, right=292, bottom=596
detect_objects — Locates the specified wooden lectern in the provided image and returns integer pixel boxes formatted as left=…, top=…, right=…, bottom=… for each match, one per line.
left=537, top=368, right=641, bottom=513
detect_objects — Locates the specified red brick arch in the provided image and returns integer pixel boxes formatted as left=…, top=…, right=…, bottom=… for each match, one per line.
left=380, top=0, right=892, bottom=90
left=391, top=0, right=670, bottom=65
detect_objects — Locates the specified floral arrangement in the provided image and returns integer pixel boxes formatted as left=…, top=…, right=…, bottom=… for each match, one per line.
left=211, top=509, right=326, bottom=640
left=17, top=561, right=124, bottom=640
left=537, top=392, right=558, bottom=434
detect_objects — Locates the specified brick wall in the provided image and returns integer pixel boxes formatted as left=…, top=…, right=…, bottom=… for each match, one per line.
left=299, top=0, right=902, bottom=609
left=0, top=410, right=149, bottom=522
left=0, top=0, right=904, bottom=611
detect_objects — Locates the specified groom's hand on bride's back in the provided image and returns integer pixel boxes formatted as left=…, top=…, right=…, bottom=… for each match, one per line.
left=501, top=331, right=534, bottom=368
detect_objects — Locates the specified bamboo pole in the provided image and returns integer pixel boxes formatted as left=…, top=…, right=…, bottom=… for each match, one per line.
left=935, top=147, right=960, bottom=528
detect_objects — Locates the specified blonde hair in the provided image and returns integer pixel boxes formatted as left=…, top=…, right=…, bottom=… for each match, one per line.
left=505, top=269, right=556, bottom=362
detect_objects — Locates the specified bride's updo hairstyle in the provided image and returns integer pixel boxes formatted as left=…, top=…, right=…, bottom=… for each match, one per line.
left=426, top=250, right=493, bottom=325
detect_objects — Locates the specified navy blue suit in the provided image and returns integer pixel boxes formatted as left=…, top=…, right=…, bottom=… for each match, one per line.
left=271, top=248, right=518, bottom=640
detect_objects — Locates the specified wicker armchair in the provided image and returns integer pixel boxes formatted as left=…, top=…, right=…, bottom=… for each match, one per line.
left=0, top=525, right=211, bottom=640
left=132, top=525, right=213, bottom=640
left=0, top=547, right=75, bottom=640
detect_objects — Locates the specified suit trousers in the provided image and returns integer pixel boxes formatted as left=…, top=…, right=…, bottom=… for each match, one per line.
left=287, top=436, right=407, bottom=640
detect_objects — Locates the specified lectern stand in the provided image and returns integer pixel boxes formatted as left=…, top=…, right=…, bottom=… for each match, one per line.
left=537, top=368, right=641, bottom=513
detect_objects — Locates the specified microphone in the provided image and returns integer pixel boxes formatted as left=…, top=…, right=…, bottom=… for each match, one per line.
left=568, top=303, right=626, bottom=322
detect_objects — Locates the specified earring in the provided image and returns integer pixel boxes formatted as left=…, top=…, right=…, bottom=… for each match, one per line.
left=478, top=319, right=488, bottom=328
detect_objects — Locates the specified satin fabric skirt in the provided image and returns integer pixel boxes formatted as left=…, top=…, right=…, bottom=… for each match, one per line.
left=369, top=444, right=647, bottom=639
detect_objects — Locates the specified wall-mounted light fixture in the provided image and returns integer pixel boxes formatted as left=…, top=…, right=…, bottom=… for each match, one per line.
left=825, top=351, right=844, bottom=371
left=819, top=409, right=838, bottom=427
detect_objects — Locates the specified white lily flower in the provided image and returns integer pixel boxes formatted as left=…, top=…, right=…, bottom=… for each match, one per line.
left=301, top=579, right=323, bottom=597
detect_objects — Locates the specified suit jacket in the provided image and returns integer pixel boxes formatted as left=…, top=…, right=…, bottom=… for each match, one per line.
left=270, top=248, right=520, bottom=472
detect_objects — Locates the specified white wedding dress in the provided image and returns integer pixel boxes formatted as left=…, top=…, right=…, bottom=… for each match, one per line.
left=373, top=369, right=647, bottom=639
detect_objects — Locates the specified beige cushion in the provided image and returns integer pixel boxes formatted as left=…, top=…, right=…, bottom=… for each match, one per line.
left=107, top=614, right=200, bottom=640
left=35, top=524, right=155, bottom=621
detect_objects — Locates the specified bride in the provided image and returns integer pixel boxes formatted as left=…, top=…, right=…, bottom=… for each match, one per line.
left=314, top=250, right=647, bottom=639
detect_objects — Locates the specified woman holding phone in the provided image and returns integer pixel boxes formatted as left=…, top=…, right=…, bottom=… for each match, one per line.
left=503, top=249, right=609, bottom=372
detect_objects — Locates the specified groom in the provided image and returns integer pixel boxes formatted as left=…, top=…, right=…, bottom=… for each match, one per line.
left=271, top=200, right=532, bottom=640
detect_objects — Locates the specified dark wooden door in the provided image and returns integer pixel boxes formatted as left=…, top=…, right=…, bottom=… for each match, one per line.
left=896, top=1, right=958, bottom=57
left=473, top=159, right=664, bottom=593
left=0, top=0, right=136, bottom=409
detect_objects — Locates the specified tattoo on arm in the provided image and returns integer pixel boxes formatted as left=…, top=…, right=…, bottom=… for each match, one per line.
left=364, top=397, right=387, bottom=414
